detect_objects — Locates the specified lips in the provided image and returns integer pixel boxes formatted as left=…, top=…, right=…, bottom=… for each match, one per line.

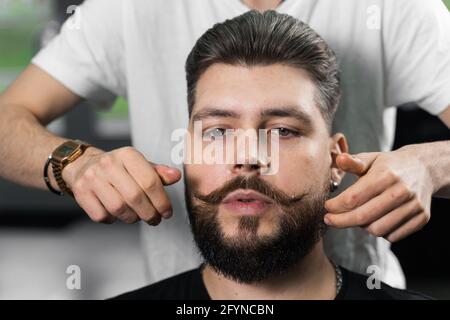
left=222, top=189, right=273, bottom=204
left=221, top=189, right=274, bottom=216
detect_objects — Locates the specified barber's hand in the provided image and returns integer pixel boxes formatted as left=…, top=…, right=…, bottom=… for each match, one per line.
left=61, top=146, right=181, bottom=226
left=324, top=146, right=432, bottom=242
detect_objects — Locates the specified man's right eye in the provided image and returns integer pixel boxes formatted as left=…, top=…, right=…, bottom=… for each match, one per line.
left=203, top=128, right=227, bottom=139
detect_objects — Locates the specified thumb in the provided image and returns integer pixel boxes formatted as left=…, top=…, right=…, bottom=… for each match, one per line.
left=336, top=152, right=378, bottom=176
left=152, top=164, right=182, bottom=185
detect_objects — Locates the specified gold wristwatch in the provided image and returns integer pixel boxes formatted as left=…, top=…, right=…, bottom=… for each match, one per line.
left=49, top=140, right=91, bottom=197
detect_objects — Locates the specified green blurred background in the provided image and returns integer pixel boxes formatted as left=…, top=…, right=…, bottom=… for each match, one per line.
left=0, top=0, right=128, bottom=119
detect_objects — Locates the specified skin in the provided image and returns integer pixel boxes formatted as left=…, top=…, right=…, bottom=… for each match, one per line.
left=185, top=63, right=348, bottom=299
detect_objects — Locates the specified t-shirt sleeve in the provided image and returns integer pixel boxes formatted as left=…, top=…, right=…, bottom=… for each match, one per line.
left=383, top=0, right=450, bottom=115
left=31, top=0, right=126, bottom=110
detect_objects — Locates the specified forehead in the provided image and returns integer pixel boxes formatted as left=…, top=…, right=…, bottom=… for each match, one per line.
left=193, top=63, right=320, bottom=119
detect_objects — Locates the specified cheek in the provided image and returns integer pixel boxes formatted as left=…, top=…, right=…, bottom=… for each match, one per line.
left=274, top=141, right=330, bottom=192
left=185, top=164, right=229, bottom=195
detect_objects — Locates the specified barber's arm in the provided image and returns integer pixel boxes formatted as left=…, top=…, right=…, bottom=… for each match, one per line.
left=324, top=105, right=450, bottom=243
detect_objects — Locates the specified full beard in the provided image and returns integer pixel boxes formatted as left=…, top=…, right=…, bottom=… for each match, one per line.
left=185, top=174, right=330, bottom=284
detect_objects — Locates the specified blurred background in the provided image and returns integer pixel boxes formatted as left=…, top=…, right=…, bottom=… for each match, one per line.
left=0, top=0, right=449, bottom=299
left=0, top=0, right=142, bottom=299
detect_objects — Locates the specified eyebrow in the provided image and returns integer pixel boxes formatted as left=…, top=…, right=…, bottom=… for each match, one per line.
left=260, top=107, right=314, bottom=129
left=191, top=108, right=240, bottom=122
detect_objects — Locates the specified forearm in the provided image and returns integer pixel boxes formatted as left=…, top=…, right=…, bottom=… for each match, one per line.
left=0, top=102, right=68, bottom=191
left=416, top=140, right=450, bottom=199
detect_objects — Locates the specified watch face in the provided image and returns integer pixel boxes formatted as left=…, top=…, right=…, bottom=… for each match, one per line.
left=53, top=141, right=80, bottom=162
left=59, top=145, right=76, bottom=157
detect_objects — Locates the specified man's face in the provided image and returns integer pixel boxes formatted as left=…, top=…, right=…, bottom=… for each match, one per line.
left=184, top=63, right=340, bottom=283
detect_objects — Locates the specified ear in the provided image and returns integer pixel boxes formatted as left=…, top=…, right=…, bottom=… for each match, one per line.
left=329, top=133, right=348, bottom=185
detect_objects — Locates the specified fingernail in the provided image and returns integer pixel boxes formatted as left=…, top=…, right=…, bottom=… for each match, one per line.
left=324, top=216, right=332, bottom=225
left=148, top=219, right=160, bottom=226
left=161, top=210, right=173, bottom=219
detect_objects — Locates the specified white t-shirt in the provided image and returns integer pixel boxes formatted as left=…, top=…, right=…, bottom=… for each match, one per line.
left=32, top=0, right=450, bottom=289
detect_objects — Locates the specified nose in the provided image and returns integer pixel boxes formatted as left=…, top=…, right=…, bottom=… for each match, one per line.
left=231, top=154, right=271, bottom=175
left=226, top=127, right=274, bottom=175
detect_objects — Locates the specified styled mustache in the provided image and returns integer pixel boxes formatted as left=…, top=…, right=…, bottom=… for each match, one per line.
left=193, top=175, right=308, bottom=207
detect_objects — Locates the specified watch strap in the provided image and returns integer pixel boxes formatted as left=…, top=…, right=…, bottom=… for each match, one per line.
left=44, top=155, right=64, bottom=196
left=52, top=161, right=74, bottom=197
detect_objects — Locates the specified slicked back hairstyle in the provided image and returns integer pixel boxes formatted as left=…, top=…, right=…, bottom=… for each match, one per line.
left=185, top=10, right=341, bottom=130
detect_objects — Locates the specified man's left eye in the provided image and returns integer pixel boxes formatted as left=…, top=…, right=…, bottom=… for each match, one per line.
left=270, top=127, right=299, bottom=137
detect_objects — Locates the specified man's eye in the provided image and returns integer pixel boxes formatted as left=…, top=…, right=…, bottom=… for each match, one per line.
left=203, top=128, right=227, bottom=139
left=271, top=127, right=299, bottom=137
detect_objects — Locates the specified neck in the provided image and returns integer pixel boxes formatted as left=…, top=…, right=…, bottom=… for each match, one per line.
left=202, top=240, right=337, bottom=300
left=241, top=0, right=284, bottom=11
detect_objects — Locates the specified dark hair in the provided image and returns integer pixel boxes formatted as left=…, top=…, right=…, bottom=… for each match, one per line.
left=185, top=10, right=341, bottom=129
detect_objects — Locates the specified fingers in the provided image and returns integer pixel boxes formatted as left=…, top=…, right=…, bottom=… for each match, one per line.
left=336, top=152, right=378, bottom=176
left=325, top=182, right=430, bottom=242
left=74, top=179, right=136, bottom=224
left=385, top=211, right=430, bottom=243
left=325, top=169, right=398, bottom=213
left=147, top=214, right=162, bottom=226
left=364, top=198, right=423, bottom=238
left=325, top=182, right=414, bottom=228
left=70, top=146, right=178, bottom=225
left=153, top=164, right=182, bottom=186
left=74, top=189, right=115, bottom=224
left=122, top=151, right=174, bottom=219
left=92, top=177, right=139, bottom=224
left=335, top=153, right=366, bottom=175
left=100, top=158, right=160, bottom=224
